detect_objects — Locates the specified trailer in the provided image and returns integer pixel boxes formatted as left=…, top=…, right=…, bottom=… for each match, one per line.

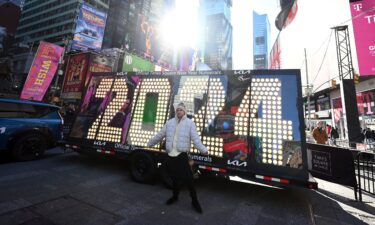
left=65, top=69, right=317, bottom=189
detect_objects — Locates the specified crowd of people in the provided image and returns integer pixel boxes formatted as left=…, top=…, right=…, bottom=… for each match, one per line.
left=360, top=128, right=375, bottom=144
left=311, top=121, right=375, bottom=146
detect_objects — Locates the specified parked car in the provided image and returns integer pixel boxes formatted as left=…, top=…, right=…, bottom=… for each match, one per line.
left=0, top=98, right=64, bottom=161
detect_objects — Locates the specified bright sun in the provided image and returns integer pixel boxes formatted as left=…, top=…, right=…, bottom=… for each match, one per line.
left=160, top=0, right=199, bottom=49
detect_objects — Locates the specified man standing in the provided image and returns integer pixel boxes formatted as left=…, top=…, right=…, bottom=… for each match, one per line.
left=147, top=102, right=208, bottom=214
left=312, top=121, right=328, bottom=144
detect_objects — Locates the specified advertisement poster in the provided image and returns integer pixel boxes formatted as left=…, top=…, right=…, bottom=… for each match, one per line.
left=71, top=3, right=107, bottom=51
left=61, top=53, right=89, bottom=99
left=20, top=41, right=64, bottom=101
left=62, top=53, right=114, bottom=99
left=350, top=0, right=375, bottom=76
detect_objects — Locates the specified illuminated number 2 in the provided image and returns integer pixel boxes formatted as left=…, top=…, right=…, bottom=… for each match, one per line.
left=235, top=78, right=293, bottom=165
left=87, top=78, right=128, bottom=143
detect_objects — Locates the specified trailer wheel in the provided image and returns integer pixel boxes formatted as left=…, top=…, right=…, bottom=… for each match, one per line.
left=130, top=152, right=157, bottom=183
left=159, top=162, right=173, bottom=189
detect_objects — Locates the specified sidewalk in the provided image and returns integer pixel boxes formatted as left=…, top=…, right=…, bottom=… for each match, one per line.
left=308, top=178, right=375, bottom=225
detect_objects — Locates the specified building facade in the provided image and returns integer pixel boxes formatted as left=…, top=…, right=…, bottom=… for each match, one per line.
left=11, top=0, right=109, bottom=88
left=253, top=11, right=270, bottom=69
left=200, top=0, right=232, bottom=70
left=102, top=0, right=142, bottom=50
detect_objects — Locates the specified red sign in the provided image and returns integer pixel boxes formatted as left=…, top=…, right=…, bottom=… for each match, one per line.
left=62, top=53, right=89, bottom=99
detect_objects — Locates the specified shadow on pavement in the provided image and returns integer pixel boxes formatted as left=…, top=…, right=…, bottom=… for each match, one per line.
left=307, top=186, right=375, bottom=224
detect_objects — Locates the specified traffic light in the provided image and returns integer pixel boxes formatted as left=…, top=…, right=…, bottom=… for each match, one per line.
left=354, top=73, right=360, bottom=84
left=331, top=79, right=337, bottom=89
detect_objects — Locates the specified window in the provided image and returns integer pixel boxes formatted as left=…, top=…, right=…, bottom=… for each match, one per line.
left=255, top=36, right=265, bottom=45
left=0, top=102, right=55, bottom=118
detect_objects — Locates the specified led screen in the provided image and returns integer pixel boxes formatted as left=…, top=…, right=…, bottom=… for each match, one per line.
left=71, top=3, right=107, bottom=51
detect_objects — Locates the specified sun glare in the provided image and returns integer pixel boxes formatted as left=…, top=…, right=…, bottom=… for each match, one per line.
left=160, top=0, right=199, bottom=49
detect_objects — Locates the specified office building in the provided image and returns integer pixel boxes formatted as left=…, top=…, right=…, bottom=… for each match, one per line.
left=253, top=11, right=270, bottom=69
left=200, top=0, right=233, bottom=70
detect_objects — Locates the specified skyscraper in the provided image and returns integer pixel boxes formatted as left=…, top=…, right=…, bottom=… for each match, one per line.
left=200, top=0, right=232, bottom=70
left=103, top=0, right=142, bottom=50
left=253, top=11, right=270, bottom=69
left=15, top=0, right=109, bottom=46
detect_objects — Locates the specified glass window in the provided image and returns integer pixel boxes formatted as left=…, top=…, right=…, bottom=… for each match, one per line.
left=0, top=102, right=54, bottom=118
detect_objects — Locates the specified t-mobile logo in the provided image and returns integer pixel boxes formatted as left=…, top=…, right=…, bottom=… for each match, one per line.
left=353, top=3, right=362, bottom=12
left=365, top=15, right=375, bottom=24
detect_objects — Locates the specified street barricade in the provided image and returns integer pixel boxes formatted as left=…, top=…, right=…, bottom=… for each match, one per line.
left=307, top=143, right=358, bottom=199
left=307, top=143, right=375, bottom=201
left=354, top=151, right=375, bottom=201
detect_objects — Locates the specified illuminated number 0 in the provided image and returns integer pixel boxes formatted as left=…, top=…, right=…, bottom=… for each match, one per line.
left=127, top=77, right=171, bottom=147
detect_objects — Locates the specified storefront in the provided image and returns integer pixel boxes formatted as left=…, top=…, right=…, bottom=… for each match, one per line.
left=332, top=88, right=375, bottom=133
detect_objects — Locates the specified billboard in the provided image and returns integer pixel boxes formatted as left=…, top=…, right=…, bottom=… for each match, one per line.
left=122, top=53, right=155, bottom=72
left=20, top=41, right=64, bottom=101
left=71, top=3, right=107, bottom=51
left=350, top=0, right=375, bottom=76
left=85, top=53, right=115, bottom=87
left=62, top=53, right=90, bottom=99
left=62, top=53, right=115, bottom=99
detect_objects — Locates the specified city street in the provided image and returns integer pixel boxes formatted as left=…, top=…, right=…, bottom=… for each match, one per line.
left=0, top=148, right=374, bottom=225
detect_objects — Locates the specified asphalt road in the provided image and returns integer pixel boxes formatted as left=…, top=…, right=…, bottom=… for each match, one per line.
left=0, top=148, right=372, bottom=225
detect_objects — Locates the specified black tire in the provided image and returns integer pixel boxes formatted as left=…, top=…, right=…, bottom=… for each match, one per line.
left=12, top=133, right=47, bottom=161
left=130, top=151, right=157, bottom=183
left=159, top=162, right=173, bottom=189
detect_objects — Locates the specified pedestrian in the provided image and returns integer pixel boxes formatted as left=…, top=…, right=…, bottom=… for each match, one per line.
left=312, top=121, right=328, bottom=144
left=147, top=102, right=208, bottom=214
left=330, top=126, right=339, bottom=145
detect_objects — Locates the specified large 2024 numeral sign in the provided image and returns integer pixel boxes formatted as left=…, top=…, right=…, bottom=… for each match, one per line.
left=86, top=76, right=293, bottom=166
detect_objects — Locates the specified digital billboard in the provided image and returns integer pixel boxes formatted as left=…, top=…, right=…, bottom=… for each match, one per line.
left=71, top=3, right=107, bottom=51
left=122, top=53, right=155, bottom=72
left=350, top=0, right=375, bottom=76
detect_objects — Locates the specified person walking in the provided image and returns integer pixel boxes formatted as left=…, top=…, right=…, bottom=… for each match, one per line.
left=330, top=126, right=339, bottom=145
left=312, top=121, right=328, bottom=144
left=147, top=102, right=208, bottom=214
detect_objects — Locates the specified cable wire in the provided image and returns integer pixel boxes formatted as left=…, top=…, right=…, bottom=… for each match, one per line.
left=310, top=30, right=333, bottom=86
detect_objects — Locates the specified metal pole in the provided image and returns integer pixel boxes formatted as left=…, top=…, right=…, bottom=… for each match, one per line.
left=339, top=77, right=348, bottom=140
left=305, top=48, right=311, bottom=132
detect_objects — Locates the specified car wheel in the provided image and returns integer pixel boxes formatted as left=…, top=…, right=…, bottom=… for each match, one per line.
left=130, top=152, right=157, bottom=184
left=12, top=133, right=47, bottom=161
